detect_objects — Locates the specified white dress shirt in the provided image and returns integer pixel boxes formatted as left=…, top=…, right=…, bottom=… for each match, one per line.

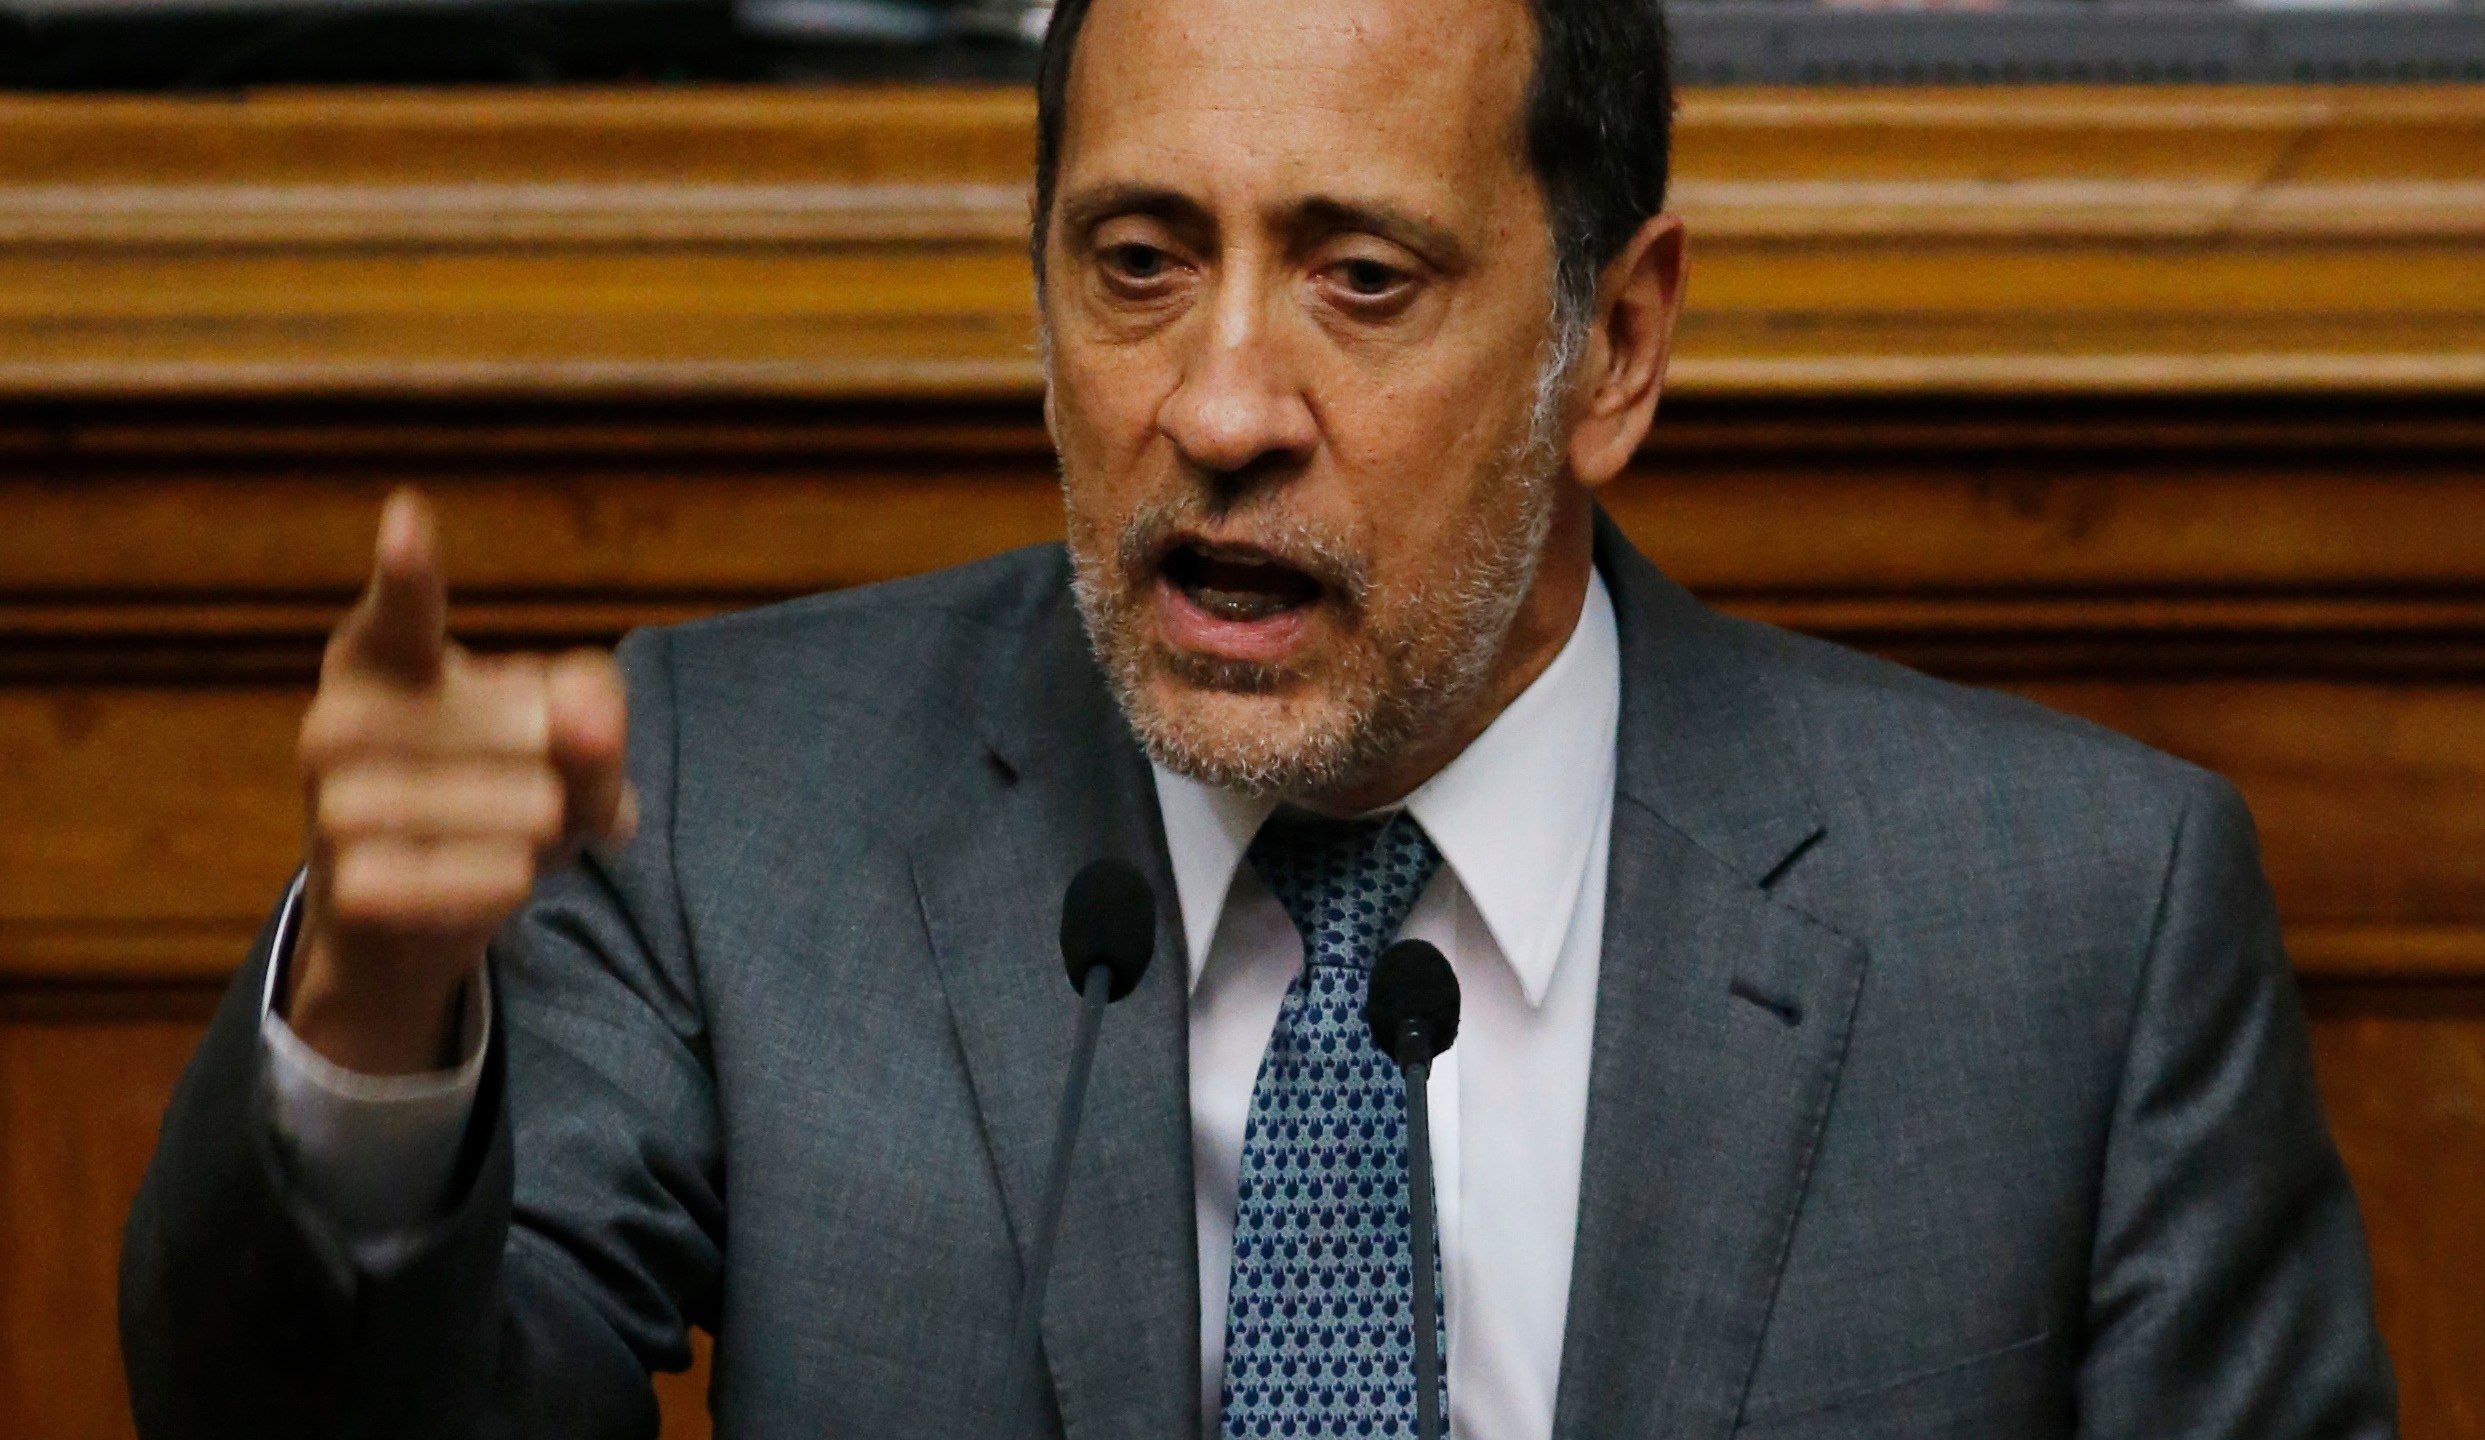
left=262, top=571, right=1620, bottom=1440
left=1164, top=571, right=1617, bottom=1439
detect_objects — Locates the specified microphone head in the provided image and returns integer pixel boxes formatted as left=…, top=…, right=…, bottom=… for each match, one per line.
left=1366, top=938, right=1460, bottom=1061
left=1059, top=858, right=1157, bottom=1002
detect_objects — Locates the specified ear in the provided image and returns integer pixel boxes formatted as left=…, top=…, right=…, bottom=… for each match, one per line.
left=1564, top=213, right=1688, bottom=490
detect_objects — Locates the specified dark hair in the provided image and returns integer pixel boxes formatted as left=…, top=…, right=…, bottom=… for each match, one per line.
left=1031, top=0, right=1673, bottom=326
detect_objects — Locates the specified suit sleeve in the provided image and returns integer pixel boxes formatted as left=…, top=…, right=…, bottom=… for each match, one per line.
left=2075, top=773, right=2397, bottom=1438
left=120, top=625, right=721, bottom=1440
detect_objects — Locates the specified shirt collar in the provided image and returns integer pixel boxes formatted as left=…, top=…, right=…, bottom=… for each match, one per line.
left=1151, top=569, right=1621, bottom=1008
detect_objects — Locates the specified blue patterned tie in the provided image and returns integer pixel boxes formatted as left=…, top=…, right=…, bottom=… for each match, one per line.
left=1220, top=812, right=1448, bottom=1439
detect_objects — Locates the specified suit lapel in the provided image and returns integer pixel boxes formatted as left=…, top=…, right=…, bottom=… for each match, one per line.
left=1552, top=520, right=1870, bottom=1439
left=911, top=580, right=1199, bottom=1440
left=1551, top=796, right=1865, bottom=1439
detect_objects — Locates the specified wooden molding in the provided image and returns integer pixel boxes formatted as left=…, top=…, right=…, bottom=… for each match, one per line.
left=8, top=174, right=2478, bottom=248
left=3, top=85, right=2480, bottom=399
left=8, top=391, right=2484, bottom=679
left=0, top=181, right=1035, bottom=247
left=0, top=920, right=269, bottom=987
left=2292, top=926, right=2485, bottom=983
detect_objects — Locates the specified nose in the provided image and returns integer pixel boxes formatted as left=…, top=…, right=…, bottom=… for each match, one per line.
left=1155, top=275, right=1318, bottom=493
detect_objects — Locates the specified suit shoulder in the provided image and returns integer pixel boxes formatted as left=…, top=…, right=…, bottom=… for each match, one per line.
left=1704, top=610, right=2255, bottom=993
left=667, top=542, right=1067, bottom=649
left=1705, top=610, right=2240, bottom=879
left=618, top=543, right=1070, bottom=750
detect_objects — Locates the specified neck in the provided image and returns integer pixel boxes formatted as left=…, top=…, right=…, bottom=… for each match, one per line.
left=1291, top=489, right=1597, bottom=817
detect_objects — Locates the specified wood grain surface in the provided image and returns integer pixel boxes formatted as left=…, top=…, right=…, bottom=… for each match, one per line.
left=2, top=86, right=2482, bottom=396
left=0, top=84, right=2478, bottom=1440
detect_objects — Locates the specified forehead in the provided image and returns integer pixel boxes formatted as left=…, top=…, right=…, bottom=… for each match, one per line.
left=1061, top=0, right=1538, bottom=220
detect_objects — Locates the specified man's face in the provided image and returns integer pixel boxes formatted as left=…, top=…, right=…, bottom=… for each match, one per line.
left=1044, top=0, right=1575, bottom=805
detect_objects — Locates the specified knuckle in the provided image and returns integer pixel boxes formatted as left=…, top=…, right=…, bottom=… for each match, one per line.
left=299, top=690, right=401, bottom=767
left=296, top=703, right=348, bottom=770
left=442, top=686, right=546, bottom=760
left=325, top=857, right=397, bottom=926
left=311, top=781, right=357, bottom=837
left=316, top=768, right=400, bottom=838
left=523, top=770, right=568, bottom=835
left=527, top=807, right=566, bottom=847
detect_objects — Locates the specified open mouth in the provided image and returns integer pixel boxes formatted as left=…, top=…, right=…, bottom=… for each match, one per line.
left=1160, top=540, right=1325, bottom=623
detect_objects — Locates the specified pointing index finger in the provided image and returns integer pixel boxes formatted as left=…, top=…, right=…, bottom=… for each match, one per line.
left=339, top=489, right=449, bottom=683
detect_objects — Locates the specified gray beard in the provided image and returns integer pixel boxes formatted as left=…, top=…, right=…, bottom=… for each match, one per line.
left=1065, top=322, right=1578, bottom=803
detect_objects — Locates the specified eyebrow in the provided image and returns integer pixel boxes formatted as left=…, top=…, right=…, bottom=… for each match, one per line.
left=1293, top=196, right=1470, bottom=271
left=1057, top=184, right=1210, bottom=248
left=1056, top=183, right=1471, bottom=271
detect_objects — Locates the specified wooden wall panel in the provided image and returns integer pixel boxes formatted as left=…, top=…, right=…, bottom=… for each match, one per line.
left=0, top=1011, right=725, bottom=1440
left=0, top=463, right=1063, bottom=599
left=2309, top=990, right=2485, bottom=1440
left=0, top=85, right=2478, bottom=1440
left=0, top=689, right=301, bottom=973
left=2, top=86, right=2481, bottom=397
left=0, top=1018, right=205, bottom=1440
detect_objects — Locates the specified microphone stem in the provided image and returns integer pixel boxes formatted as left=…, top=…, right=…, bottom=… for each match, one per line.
left=1006, top=964, right=1113, bottom=1440
left=1403, top=1049, right=1443, bottom=1440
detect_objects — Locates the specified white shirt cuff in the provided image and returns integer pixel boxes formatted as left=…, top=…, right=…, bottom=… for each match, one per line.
left=258, top=873, right=490, bottom=1266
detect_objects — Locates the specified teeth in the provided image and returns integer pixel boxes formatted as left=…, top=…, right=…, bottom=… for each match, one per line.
left=1193, top=544, right=1277, bottom=567
left=1192, top=587, right=1297, bottom=622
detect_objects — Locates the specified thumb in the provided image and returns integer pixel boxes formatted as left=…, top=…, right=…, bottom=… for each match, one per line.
left=335, top=489, right=449, bottom=684
left=548, top=649, right=635, bottom=843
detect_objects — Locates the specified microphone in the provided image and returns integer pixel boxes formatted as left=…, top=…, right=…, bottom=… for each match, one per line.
left=1367, top=939, right=1460, bottom=1440
left=1003, top=858, right=1157, bottom=1438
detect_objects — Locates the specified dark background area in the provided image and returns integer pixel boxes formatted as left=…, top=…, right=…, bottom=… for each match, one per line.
left=5, top=0, right=2483, bottom=89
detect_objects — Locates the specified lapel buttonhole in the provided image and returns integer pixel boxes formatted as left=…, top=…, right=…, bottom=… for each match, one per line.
left=1729, top=976, right=1804, bottom=1027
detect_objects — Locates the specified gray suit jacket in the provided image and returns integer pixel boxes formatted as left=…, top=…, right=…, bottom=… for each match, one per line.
left=122, top=518, right=2395, bottom=1439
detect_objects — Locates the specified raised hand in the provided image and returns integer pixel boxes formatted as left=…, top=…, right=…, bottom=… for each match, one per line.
left=285, top=489, right=637, bottom=1074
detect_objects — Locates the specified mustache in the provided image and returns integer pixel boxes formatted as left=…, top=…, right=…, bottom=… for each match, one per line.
left=1113, top=491, right=1373, bottom=613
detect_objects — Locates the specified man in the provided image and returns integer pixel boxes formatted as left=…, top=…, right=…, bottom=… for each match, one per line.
left=120, top=0, right=2397, bottom=1434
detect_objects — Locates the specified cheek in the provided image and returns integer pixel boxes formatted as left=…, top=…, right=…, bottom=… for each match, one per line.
left=1052, top=340, right=1197, bottom=576
left=1312, top=360, right=1535, bottom=548
left=1051, top=332, right=1178, bottom=480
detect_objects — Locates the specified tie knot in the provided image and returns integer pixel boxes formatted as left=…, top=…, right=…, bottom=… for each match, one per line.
left=1246, top=812, right=1443, bottom=972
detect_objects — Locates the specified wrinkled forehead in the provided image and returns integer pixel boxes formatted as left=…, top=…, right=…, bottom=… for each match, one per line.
left=1059, top=0, right=1539, bottom=231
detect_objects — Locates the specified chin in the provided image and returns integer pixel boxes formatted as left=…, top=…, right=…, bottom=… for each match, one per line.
left=1119, top=662, right=1353, bottom=796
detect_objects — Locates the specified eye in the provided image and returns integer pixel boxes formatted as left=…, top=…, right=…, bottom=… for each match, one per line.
left=1103, top=243, right=1171, bottom=281
left=1318, top=251, right=1420, bottom=314
left=1338, top=258, right=1402, bottom=296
